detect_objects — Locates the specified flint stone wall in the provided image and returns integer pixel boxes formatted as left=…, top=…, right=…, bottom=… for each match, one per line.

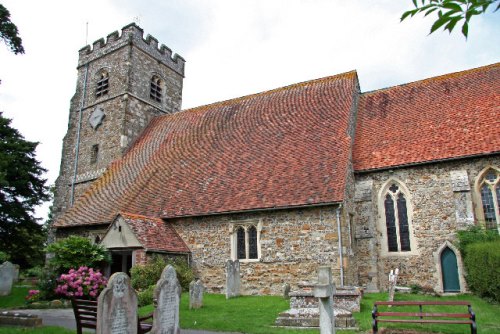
left=171, top=205, right=348, bottom=295
left=354, top=155, right=500, bottom=292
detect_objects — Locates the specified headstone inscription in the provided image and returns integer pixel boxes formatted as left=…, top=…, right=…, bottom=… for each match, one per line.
left=189, top=279, right=204, bottom=309
left=152, top=265, right=181, bottom=334
left=225, top=260, right=240, bottom=299
left=96, top=272, right=138, bottom=334
left=313, top=266, right=336, bottom=334
left=0, top=262, right=15, bottom=296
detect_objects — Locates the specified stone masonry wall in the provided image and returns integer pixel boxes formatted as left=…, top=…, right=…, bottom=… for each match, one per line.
left=171, top=205, right=346, bottom=295
left=53, top=24, right=183, bottom=220
left=354, top=155, right=500, bottom=292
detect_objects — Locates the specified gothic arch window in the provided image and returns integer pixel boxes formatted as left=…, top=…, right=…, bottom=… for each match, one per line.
left=95, top=70, right=109, bottom=98
left=150, top=75, right=163, bottom=102
left=379, top=180, right=416, bottom=255
left=476, top=167, right=500, bottom=232
left=232, top=222, right=261, bottom=261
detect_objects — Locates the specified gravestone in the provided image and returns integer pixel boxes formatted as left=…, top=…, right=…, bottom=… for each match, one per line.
left=189, top=279, right=204, bottom=309
left=152, top=265, right=181, bottom=334
left=314, top=267, right=335, bottom=334
left=0, top=262, right=15, bottom=296
left=225, top=260, right=240, bottom=299
left=96, top=272, right=138, bottom=334
left=283, top=283, right=291, bottom=299
left=388, top=268, right=399, bottom=303
left=13, top=264, right=20, bottom=283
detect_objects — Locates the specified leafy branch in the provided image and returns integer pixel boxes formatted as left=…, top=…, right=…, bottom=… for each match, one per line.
left=401, top=0, right=500, bottom=37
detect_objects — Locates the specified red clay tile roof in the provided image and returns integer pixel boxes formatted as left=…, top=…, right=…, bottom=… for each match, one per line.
left=353, top=63, right=500, bottom=172
left=116, top=213, right=190, bottom=253
left=54, top=71, right=358, bottom=227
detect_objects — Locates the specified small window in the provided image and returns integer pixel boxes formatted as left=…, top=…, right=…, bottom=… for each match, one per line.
left=478, top=168, right=500, bottom=231
left=150, top=75, right=163, bottom=102
left=90, top=144, right=99, bottom=164
left=96, top=71, right=109, bottom=97
left=233, top=224, right=260, bottom=261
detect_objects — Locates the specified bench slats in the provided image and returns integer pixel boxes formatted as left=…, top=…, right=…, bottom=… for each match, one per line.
left=377, top=311, right=472, bottom=318
left=372, top=300, right=476, bottom=334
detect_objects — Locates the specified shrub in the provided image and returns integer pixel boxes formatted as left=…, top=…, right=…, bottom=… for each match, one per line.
left=46, top=236, right=111, bottom=274
left=131, top=255, right=194, bottom=292
left=464, top=241, right=500, bottom=302
left=55, top=266, right=108, bottom=299
left=137, top=285, right=156, bottom=307
left=0, top=251, right=9, bottom=262
left=457, top=226, right=500, bottom=257
left=25, top=289, right=41, bottom=303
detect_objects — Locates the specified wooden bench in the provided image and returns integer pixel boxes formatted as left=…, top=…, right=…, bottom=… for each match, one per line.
left=372, top=301, right=476, bottom=334
left=71, top=298, right=153, bottom=334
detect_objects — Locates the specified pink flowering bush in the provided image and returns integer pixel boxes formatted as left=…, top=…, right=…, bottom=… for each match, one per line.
left=55, top=266, right=107, bottom=299
left=25, top=289, right=41, bottom=303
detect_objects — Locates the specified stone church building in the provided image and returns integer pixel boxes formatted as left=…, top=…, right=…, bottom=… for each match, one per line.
left=52, top=23, right=500, bottom=295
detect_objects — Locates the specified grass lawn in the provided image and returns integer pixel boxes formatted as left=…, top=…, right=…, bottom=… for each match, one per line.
left=0, top=327, right=74, bottom=334
left=0, top=286, right=30, bottom=309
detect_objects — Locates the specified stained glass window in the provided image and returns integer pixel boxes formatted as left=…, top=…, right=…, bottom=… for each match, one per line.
left=237, top=227, right=245, bottom=260
left=248, top=226, right=258, bottom=259
left=384, top=183, right=412, bottom=252
left=479, top=169, right=499, bottom=231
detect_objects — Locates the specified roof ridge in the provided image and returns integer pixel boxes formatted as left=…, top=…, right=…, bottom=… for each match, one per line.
left=361, top=62, right=499, bottom=96
left=178, top=70, right=358, bottom=115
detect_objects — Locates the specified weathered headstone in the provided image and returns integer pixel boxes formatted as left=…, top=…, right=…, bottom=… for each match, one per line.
left=225, top=260, right=240, bottom=299
left=0, top=262, right=15, bottom=296
left=388, top=268, right=399, bottom=303
left=13, top=264, right=20, bottom=283
left=189, top=279, right=204, bottom=309
left=283, top=283, right=291, bottom=299
left=152, top=265, right=181, bottom=334
left=313, top=267, right=336, bottom=334
left=96, top=272, right=138, bottom=334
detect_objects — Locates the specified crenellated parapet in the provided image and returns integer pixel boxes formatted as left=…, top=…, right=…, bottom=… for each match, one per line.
left=78, top=23, right=185, bottom=76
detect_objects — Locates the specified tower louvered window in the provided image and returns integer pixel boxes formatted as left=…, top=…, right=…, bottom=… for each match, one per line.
left=150, top=75, right=163, bottom=102
left=384, top=183, right=411, bottom=252
left=96, top=71, right=109, bottom=97
left=479, top=168, right=500, bottom=233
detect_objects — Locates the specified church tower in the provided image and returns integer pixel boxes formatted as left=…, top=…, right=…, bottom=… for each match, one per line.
left=53, top=23, right=185, bottom=219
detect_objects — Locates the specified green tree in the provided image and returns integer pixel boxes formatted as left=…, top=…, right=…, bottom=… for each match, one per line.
left=0, top=4, right=24, bottom=54
left=401, top=0, right=499, bottom=37
left=0, top=112, right=49, bottom=267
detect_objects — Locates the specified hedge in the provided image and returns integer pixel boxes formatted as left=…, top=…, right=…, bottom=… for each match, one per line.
left=464, top=241, right=500, bottom=302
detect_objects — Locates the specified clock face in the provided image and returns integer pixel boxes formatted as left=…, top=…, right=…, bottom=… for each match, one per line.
left=89, top=107, right=105, bottom=130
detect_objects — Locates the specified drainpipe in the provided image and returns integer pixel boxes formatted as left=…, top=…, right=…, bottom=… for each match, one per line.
left=70, top=63, right=89, bottom=206
left=336, top=204, right=344, bottom=287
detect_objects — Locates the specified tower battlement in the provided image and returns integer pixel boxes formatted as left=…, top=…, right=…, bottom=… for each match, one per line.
left=78, top=23, right=185, bottom=76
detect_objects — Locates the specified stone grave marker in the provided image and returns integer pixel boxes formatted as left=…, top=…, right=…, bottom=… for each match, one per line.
left=189, top=279, right=204, bottom=309
left=13, top=264, right=20, bottom=283
left=313, top=266, right=336, bottom=334
left=152, top=265, right=181, bottom=334
left=225, top=259, right=240, bottom=299
left=388, top=268, right=399, bottom=303
left=0, top=262, right=15, bottom=296
left=283, top=283, right=291, bottom=299
left=97, top=272, right=138, bottom=334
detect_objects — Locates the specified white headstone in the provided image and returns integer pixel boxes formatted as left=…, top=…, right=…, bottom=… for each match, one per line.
left=189, top=279, right=204, bottom=309
left=96, top=272, right=138, bottom=334
left=225, top=260, right=240, bottom=299
left=0, top=262, right=15, bottom=296
left=313, top=266, right=336, bottom=334
left=152, top=265, right=181, bottom=334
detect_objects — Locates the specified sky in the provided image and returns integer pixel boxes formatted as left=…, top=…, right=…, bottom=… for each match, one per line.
left=1, top=0, right=499, bottom=221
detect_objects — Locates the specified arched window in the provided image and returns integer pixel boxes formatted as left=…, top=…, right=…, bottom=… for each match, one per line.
left=150, top=75, right=163, bottom=102
left=96, top=70, right=109, bottom=97
left=381, top=182, right=412, bottom=253
left=232, top=223, right=261, bottom=261
left=236, top=227, right=246, bottom=260
left=478, top=168, right=500, bottom=232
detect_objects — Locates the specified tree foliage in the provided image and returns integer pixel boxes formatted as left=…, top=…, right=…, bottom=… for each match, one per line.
left=0, top=4, right=24, bottom=54
left=401, top=0, right=500, bottom=37
left=46, top=236, right=111, bottom=274
left=0, top=112, right=49, bottom=267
